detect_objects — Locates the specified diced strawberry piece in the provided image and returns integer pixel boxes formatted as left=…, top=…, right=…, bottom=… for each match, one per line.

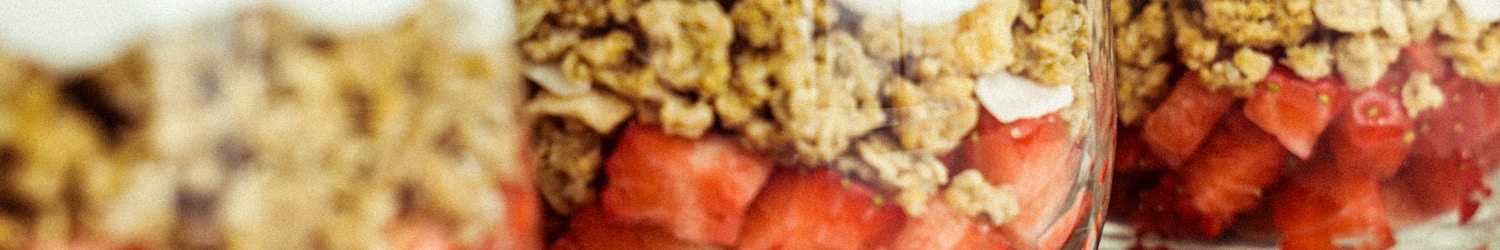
left=550, top=205, right=716, bottom=250
left=482, top=134, right=544, bottom=250
left=1115, top=127, right=1166, bottom=172
left=1330, top=90, right=1414, bottom=180
left=1271, top=166, right=1394, bottom=250
left=1381, top=155, right=1465, bottom=228
left=737, top=169, right=906, bottom=250
left=1397, top=39, right=1451, bottom=84
left=599, top=123, right=774, bottom=246
left=1141, top=72, right=1237, bottom=167
left=887, top=200, right=1016, bottom=250
left=483, top=181, right=544, bottom=250
left=1244, top=67, right=1348, bottom=159
left=1131, top=109, right=1288, bottom=239
left=1456, top=139, right=1497, bottom=224
left=1412, top=78, right=1500, bottom=160
left=1107, top=169, right=1168, bottom=221
left=959, top=111, right=1078, bottom=245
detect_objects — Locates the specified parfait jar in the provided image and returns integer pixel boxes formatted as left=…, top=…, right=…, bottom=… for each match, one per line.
left=518, top=0, right=1116, bottom=249
left=1108, top=0, right=1500, bottom=248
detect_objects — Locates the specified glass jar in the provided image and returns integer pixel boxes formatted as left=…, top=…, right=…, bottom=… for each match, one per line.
left=1107, top=0, right=1500, bottom=248
left=0, top=0, right=539, bottom=249
left=519, top=0, right=1114, bottom=249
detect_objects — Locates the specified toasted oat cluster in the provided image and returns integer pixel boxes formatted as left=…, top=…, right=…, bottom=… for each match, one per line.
left=0, top=2, right=526, bottom=249
left=1113, top=0, right=1500, bottom=124
left=522, top=0, right=1095, bottom=220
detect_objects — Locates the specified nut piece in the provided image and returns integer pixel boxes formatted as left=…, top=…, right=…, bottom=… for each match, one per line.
left=1280, top=40, right=1335, bottom=79
left=943, top=170, right=1021, bottom=226
left=525, top=90, right=634, bottom=134
left=1315, top=0, right=1382, bottom=33
left=1199, top=47, right=1273, bottom=97
left=1401, top=73, right=1446, bottom=117
left=1335, top=33, right=1400, bottom=90
left=886, top=77, right=979, bottom=154
left=842, top=134, right=950, bottom=216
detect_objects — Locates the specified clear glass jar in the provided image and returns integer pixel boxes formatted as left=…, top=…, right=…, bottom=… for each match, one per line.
left=1107, top=0, right=1500, bottom=248
left=519, top=0, right=1114, bottom=249
left=0, top=0, right=539, bottom=249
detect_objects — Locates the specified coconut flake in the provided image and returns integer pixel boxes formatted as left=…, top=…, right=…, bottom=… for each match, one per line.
left=443, top=0, right=517, bottom=52
left=1455, top=0, right=1500, bottom=23
left=0, top=0, right=151, bottom=72
left=975, top=72, right=1074, bottom=123
left=837, top=0, right=978, bottom=27
left=271, top=0, right=422, bottom=35
left=525, top=64, right=591, bottom=96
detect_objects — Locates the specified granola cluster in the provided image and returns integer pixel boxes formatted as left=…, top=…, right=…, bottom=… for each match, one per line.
left=524, top=0, right=1097, bottom=221
left=1114, top=0, right=1500, bottom=124
left=0, top=2, right=527, bottom=249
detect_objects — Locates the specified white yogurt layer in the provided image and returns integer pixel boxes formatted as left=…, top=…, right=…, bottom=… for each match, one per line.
left=975, top=72, right=1075, bottom=123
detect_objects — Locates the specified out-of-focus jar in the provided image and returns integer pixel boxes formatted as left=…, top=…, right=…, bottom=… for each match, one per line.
left=0, top=0, right=541, bottom=249
left=518, top=0, right=1114, bottom=249
left=1107, top=0, right=1500, bottom=248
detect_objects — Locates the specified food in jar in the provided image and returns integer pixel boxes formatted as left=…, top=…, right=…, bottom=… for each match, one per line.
left=520, top=0, right=1104, bottom=248
left=1111, top=0, right=1500, bottom=248
left=0, top=0, right=538, bottom=248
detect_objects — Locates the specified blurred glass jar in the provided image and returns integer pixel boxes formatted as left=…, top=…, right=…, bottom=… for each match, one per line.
left=1107, top=0, right=1500, bottom=248
left=0, top=0, right=541, bottom=249
left=518, top=0, right=1114, bottom=249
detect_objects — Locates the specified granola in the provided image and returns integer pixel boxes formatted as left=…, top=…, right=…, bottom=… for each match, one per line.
left=0, top=1, right=528, bottom=248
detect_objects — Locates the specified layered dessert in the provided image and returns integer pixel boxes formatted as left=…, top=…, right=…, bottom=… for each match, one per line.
left=1110, top=0, right=1500, bottom=248
left=519, top=0, right=1111, bottom=248
left=0, top=0, right=538, bottom=249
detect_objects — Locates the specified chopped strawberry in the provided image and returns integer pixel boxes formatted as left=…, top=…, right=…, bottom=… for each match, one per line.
left=1244, top=67, right=1347, bottom=159
left=1141, top=72, right=1237, bottom=167
left=1271, top=166, right=1394, bottom=250
left=1131, top=109, right=1288, bottom=239
left=1397, top=39, right=1451, bottom=84
left=1381, top=155, right=1465, bottom=228
left=959, top=111, right=1078, bottom=246
left=887, top=200, right=1015, bottom=250
left=1412, top=78, right=1500, bottom=160
left=737, top=169, right=906, bottom=250
left=1115, top=127, right=1166, bottom=172
left=1329, top=90, right=1414, bottom=180
left=550, top=205, right=716, bottom=250
left=599, top=123, right=774, bottom=246
left=483, top=181, right=544, bottom=250
left=1107, top=169, right=1168, bottom=221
